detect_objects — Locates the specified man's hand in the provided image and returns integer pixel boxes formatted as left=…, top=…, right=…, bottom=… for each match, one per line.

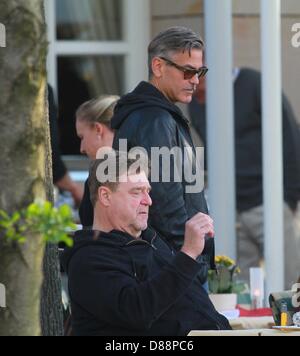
left=181, top=213, right=215, bottom=260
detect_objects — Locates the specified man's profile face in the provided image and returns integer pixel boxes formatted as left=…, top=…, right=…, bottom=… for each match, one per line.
left=106, top=172, right=152, bottom=237
left=158, top=49, right=203, bottom=104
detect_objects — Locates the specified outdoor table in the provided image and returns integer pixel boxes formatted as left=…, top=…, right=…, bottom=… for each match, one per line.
left=188, top=328, right=300, bottom=336
left=230, top=316, right=274, bottom=330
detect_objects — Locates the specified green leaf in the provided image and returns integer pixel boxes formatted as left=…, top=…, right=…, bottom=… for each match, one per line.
left=27, top=203, right=40, bottom=216
left=218, top=268, right=232, bottom=293
left=59, top=204, right=72, bottom=218
left=11, top=212, right=21, bottom=223
left=0, top=201, right=75, bottom=247
left=0, top=210, right=10, bottom=220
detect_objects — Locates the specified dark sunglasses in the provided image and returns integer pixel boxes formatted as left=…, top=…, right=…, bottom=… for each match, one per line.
left=159, top=56, right=208, bottom=80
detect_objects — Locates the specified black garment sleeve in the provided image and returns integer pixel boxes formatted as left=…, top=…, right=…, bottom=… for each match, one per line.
left=48, top=85, right=67, bottom=183
left=70, top=251, right=203, bottom=331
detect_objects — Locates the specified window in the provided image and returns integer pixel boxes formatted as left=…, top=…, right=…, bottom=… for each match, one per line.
left=46, top=0, right=150, bottom=155
left=56, top=0, right=123, bottom=41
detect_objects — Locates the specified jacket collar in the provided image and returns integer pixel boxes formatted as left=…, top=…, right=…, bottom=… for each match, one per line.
left=111, top=81, right=190, bottom=130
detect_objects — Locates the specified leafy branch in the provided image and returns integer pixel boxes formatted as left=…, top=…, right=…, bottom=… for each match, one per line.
left=0, top=201, right=76, bottom=247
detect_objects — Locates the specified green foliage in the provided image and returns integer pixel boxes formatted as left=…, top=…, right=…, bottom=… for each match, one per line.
left=208, top=255, right=246, bottom=294
left=0, top=201, right=76, bottom=247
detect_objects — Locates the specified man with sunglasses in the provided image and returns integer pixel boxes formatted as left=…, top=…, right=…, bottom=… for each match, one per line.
left=111, top=27, right=214, bottom=284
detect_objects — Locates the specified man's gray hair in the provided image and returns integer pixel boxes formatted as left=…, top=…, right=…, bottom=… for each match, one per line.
left=89, top=150, right=150, bottom=207
left=148, top=26, right=204, bottom=78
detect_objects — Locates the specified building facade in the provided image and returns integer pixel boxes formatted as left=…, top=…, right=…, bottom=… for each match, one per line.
left=45, top=0, right=300, bottom=156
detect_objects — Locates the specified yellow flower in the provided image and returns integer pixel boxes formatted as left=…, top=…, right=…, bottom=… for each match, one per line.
left=215, top=256, right=221, bottom=264
left=215, top=255, right=236, bottom=268
left=208, top=255, right=243, bottom=294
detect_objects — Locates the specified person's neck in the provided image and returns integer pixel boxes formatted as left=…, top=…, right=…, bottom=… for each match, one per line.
left=93, top=213, right=142, bottom=240
left=93, top=214, right=112, bottom=233
left=149, top=79, right=173, bottom=103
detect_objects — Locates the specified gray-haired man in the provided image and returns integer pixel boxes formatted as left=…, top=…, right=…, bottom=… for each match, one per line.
left=62, top=152, right=230, bottom=336
left=111, top=27, right=214, bottom=283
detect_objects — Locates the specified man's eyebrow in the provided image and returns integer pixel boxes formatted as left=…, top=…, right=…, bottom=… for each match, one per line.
left=130, top=186, right=152, bottom=192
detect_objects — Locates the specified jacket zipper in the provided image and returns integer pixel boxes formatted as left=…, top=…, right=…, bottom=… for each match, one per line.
left=125, top=233, right=158, bottom=250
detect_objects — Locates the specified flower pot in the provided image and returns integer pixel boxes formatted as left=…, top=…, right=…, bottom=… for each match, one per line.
left=209, top=293, right=237, bottom=312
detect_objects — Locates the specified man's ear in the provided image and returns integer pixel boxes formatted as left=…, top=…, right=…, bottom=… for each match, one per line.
left=98, top=186, right=112, bottom=207
left=151, top=57, right=164, bottom=78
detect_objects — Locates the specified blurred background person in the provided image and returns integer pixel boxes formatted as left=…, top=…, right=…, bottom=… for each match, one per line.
left=48, top=84, right=84, bottom=206
left=75, top=95, right=120, bottom=228
left=188, top=67, right=300, bottom=289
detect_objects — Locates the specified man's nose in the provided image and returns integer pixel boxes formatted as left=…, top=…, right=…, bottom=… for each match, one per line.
left=142, top=192, right=152, bottom=206
left=190, top=74, right=199, bottom=85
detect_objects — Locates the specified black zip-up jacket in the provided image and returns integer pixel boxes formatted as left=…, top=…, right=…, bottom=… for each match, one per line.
left=110, top=81, right=214, bottom=273
left=61, top=228, right=230, bottom=336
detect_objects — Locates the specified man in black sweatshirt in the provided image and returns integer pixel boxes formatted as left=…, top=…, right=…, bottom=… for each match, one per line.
left=188, top=68, right=300, bottom=288
left=61, top=152, right=230, bottom=336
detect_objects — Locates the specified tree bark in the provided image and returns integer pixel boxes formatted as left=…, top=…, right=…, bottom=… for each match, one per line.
left=41, top=244, right=64, bottom=336
left=40, top=82, right=64, bottom=336
left=0, top=0, right=49, bottom=336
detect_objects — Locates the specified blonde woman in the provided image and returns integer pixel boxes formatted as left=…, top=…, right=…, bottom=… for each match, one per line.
left=76, top=95, right=120, bottom=227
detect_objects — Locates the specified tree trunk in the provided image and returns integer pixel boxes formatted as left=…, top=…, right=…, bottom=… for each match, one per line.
left=40, top=82, right=64, bottom=335
left=0, top=0, right=48, bottom=336
left=41, top=244, right=64, bottom=336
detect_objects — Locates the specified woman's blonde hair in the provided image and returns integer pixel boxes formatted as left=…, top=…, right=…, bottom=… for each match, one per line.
left=76, top=95, right=120, bottom=128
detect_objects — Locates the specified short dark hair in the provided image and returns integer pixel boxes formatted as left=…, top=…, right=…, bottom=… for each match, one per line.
left=148, top=26, right=204, bottom=78
left=89, top=150, right=150, bottom=207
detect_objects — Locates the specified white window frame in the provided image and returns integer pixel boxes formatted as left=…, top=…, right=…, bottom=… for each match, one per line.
left=45, top=0, right=150, bottom=100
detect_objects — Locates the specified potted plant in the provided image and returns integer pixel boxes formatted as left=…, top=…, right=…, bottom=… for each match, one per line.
left=208, top=255, right=245, bottom=311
